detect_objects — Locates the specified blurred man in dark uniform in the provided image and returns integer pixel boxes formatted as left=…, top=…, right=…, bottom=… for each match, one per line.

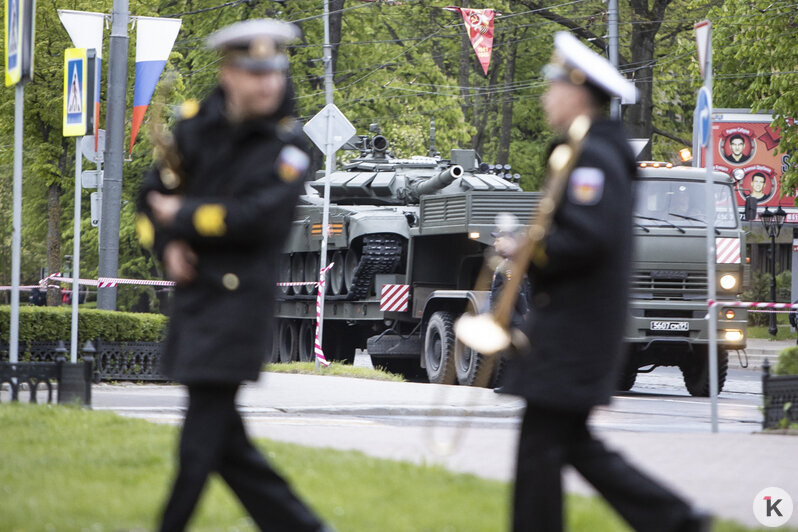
left=499, top=32, right=710, bottom=532
left=137, top=19, right=328, bottom=532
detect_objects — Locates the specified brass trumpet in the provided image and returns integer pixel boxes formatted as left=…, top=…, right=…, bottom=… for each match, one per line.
left=454, top=115, right=592, bottom=356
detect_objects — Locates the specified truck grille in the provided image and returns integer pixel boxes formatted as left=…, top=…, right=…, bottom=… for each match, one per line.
left=631, top=270, right=708, bottom=299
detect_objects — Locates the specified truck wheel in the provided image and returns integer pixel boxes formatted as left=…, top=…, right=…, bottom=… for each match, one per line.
left=298, top=320, right=315, bottom=362
left=424, top=311, right=457, bottom=384
left=680, top=348, right=728, bottom=397
left=278, top=255, right=291, bottom=295
left=454, top=340, right=497, bottom=387
left=488, top=353, right=507, bottom=389
left=616, top=364, right=637, bottom=392
left=278, top=320, right=299, bottom=363
left=266, top=328, right=280, bottom=364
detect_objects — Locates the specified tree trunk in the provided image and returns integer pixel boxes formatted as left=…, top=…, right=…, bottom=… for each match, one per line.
left=46, top=182, right=62, bottom=306
left=457, top=0, right=471, bottom=127
left=497, top=38, right=518, bottom=165
left=472, top=42, right=502, bottom=155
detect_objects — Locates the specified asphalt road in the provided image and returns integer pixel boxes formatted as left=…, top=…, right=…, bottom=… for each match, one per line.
left=88, top=364, right=798, bottom=528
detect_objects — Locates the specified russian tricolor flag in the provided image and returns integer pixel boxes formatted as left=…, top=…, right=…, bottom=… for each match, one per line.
left=130, top=16, right=181, bottom=154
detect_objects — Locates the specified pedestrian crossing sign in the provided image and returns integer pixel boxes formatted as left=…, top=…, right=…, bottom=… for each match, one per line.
left=63, top=48, right=87, bottom=137
left=4, top=0, right=22, bottom=85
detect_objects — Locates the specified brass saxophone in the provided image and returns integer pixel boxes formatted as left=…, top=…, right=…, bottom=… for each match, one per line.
left=454, top=115, right=592, bottom=356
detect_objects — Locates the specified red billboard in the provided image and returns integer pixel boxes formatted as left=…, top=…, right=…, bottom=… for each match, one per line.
left=707, top=110, right=793, bottom=213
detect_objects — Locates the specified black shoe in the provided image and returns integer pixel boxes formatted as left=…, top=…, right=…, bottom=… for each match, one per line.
left=679, top=509, right=713, bottom=532
left=493, top=386, right=504, bottom=393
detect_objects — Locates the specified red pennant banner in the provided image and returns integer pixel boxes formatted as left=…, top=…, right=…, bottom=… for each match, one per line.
left=445, top=6, right=495, bottom=75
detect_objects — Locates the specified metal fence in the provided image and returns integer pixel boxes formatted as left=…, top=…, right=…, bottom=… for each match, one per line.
left=762, top=358, right=798, bottom=430
left=0, top=339, right=166, bottom=382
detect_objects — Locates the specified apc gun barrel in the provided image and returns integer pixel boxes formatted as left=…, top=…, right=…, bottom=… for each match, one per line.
left=412, top=165, right=464, bottom=198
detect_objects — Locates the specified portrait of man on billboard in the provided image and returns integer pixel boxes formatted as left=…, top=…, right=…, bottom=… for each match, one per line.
left=744, top=171, right=773, bottom=201
left=722, top=133, right=754, bottom=165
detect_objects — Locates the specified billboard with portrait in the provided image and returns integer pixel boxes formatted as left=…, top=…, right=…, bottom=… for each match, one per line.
left=708, top=110, right=793, bottom=210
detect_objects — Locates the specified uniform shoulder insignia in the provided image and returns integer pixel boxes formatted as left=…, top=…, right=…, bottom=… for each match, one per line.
left=179, top=99, right=200, bottom=120
left=277, top=145, right=310, bottom=183
left=568, top=167, right=604, bottom=205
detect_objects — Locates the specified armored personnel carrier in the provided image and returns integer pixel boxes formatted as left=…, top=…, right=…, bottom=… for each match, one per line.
left=271, top=127, right=539, bottom=386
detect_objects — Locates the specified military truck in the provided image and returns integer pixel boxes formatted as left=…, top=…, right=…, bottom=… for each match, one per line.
left=272, top=130, right=536, bottom=386
left=621, top=163, right=747, bottom=396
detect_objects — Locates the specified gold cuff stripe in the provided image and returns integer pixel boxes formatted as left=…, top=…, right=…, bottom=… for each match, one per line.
left=193, top=204, right=227, bottom=237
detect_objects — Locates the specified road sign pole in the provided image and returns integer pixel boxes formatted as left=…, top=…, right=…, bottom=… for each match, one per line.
left=9, top=84, right=24, bottom=364
left=70, top=136, right=82, bottom=363
left=698, top=21, right=719, bottom=433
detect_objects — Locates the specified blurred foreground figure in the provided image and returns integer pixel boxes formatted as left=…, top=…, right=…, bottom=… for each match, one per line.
left=498, top=32, right=711, bottom=532
left=137, top=19, right=328, bottom=532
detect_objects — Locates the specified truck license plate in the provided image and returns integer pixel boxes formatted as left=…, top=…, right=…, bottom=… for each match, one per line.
left=649, top=321, right=689, bottom=331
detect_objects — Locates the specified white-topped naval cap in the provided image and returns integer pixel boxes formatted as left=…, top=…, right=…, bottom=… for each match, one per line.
left=545, top=31, right=638, bottom=105
left=206, top=19, right=301, bottom=50
left=206, top=19, right=300, bottom=71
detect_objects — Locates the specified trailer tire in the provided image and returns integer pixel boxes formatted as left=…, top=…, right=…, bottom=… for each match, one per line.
left=424, top=311, right=457, bottom=384
left=616, top=364, right=637, bottom=392
left=278, top=319, right=299, bottom=363
left=680, top=348, right=728, bottom=397
left=266, top=329, right=280, bottom=364
left=454, top=340, right=496, bottom=387
left=298, top=320, right=315, bottom=363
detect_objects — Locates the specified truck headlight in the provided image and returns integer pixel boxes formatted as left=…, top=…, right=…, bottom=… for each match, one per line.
left=719, top=274, right=737, bottom=290
left=724, top=329, right=744, bottom=342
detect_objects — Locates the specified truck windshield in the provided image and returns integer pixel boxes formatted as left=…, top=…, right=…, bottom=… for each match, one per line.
left=634, top=180, right=738, bottom=229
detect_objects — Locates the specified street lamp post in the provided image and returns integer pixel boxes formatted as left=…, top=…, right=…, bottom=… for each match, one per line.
left=760, top=206, right=786, bottom=337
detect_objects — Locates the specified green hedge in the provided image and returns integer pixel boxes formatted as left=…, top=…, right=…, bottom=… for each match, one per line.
left=0, top=306, right=168, bottom=344
left=775, top=346, right=798, bottom=376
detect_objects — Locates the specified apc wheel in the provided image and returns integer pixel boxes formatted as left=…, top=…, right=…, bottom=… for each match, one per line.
left=298, top=320, right=316, bottom=362
left=304, top=253, right=319, bottom=295
left=454, top=340, right=497, bottom=387
left=278, top=320, right=299, bottom=363
left=329, top=251, right=345, bottom=295
left=424, top=311, right=457, bottom=384
left=278, top=255, right=291, bottom=295
left=680, top=348, right=728, bottom=397
left=290, top=253, right=305, bottom=295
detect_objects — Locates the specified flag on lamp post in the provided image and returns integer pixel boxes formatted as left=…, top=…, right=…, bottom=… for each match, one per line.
left=130, top=16, right=181, bottom=154
left=444, top=6, right=496, bottom=75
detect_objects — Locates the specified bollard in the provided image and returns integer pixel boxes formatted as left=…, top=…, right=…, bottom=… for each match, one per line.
left=762, top=358, right=770, bottom=430
left=57, top=340, right=92, bottom=407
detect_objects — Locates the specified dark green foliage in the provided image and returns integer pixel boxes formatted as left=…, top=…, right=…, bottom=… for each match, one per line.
left=742, top=271, right=792, bottom=326
left=0, top=305, right=167, bottom=343
left=775, top=346, right=798, bottom=376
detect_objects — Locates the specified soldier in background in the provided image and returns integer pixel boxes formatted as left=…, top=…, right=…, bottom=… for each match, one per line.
left=137, top=19, right=329, bottom=532
left=498, top=32, right=711, bottom=532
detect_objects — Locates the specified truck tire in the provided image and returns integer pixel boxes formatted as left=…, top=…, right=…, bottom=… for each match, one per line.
left=278, top=319, right=299, bottom=363
left=680, top=348, right=728, bottom=397
left=298, top=320, right=315, bottom=362
left=266, top=329, right=280, bottom=364
left=488, top=353, right=507, bottom=389
left=454, top=340, right=496, bottom=387
left=424, top=311, right=457, bottom=384
left=616, top=364, right=637, bottom=392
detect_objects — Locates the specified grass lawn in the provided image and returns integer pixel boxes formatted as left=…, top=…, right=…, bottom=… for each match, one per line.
left=264, top=361, right=404, bottom=382
left=0, top=404, right=785, bottom=532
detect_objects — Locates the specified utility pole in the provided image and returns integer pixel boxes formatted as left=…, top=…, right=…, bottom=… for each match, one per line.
left=97, top=0, right=129, bottom=310
left=608, top=0, right=620, bottom=119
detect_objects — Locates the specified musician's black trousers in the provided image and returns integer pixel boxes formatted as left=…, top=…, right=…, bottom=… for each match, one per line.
left=513, top=404, right=692, bottom=532
left=158, top=384, right=323, bottom=532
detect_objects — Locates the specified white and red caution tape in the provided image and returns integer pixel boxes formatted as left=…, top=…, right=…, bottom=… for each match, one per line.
left=313, top=262, right=335, bottom=367
left=38, top=273, right=175, bottom=288
left=709, top=300, right=798, bottom=314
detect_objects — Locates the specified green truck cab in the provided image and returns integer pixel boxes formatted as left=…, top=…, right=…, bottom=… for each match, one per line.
left=622, top=164, right=747, bottom=396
